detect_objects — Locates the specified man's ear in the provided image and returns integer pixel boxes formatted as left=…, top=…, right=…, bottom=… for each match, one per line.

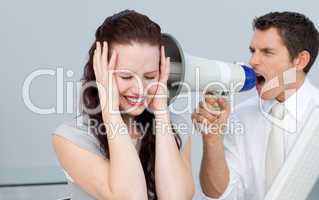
left=293, top=50, right=311, bottom=71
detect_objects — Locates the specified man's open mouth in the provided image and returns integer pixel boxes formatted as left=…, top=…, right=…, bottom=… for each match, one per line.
left=256, top=73, right=266, bottom=86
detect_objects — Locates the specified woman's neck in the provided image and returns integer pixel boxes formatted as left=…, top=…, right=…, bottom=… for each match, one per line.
left=121, top=114, right=140, bottom=139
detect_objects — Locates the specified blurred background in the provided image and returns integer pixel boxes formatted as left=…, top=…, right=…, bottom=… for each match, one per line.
left=0, top=0, right=318, bottom=199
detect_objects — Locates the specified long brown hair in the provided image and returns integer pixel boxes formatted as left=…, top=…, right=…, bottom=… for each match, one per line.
left=80, top=10, right=182, bottom=199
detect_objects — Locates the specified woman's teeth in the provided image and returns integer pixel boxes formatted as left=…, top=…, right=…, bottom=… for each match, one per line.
left=125, top=96, right=144, bottom=103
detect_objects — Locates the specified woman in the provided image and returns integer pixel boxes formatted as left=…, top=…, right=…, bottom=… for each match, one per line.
left=52, top=10, right=194, bottom=200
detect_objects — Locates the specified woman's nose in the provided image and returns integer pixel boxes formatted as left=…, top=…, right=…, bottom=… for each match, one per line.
left=128, top=78, right=145, bottom=96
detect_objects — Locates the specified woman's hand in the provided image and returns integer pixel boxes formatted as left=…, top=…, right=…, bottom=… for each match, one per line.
left=153, top=48, right=195, bottom=198
left=93, top=41, right=121, bottom=122
left=192, top=95, right=230, bottom=139
left=149, top=46, right=170, bottom=115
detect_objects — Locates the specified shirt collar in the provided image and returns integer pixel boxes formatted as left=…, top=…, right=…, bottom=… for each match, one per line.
left=283, top=78, right=312, bottom=122
left=258, top=78, right=313, bottom=122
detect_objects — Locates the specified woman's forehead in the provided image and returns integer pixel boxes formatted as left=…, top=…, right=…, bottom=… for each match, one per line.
left=114, top=43, right=160, bottom=73
left=115, top=64, right=159, bottom=74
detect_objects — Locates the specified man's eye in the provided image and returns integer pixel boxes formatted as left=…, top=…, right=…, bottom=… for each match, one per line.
left=265, top=52, right=273, bottom=56
left=263, top=50, right=274, bottom=55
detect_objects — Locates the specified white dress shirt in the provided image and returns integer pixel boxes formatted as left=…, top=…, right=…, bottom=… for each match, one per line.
left=204, top=78, right=319, bottom=200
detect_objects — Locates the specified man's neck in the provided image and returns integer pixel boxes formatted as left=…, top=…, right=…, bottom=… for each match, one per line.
left=276, top=72, right=305, bottom=103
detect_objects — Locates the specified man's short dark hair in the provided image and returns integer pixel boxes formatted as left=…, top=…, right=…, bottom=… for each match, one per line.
left=253, top=11, right=319, bottom=73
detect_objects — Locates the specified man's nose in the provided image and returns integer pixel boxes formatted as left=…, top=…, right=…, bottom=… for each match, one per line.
left=249, top=52, right=261, bottom=69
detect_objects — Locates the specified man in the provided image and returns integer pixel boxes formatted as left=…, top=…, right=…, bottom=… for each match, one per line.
left=192, top=11, right=319, bottom=199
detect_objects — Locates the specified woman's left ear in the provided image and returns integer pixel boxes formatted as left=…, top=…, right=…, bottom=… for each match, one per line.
left=293, top=50, right=311, bottom=71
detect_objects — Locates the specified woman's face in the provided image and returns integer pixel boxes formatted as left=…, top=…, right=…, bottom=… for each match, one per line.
left=112, top=42, right=160, bottom=116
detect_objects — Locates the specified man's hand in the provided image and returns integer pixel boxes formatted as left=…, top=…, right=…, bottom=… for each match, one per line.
left=192, top=95, right=230, bottom=141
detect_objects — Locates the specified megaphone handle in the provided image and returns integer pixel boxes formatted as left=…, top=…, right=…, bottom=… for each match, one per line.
left=194, top=92, right=228, bottom=137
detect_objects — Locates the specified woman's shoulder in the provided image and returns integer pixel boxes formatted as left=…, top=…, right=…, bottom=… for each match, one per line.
left=53, top=114, right=106, bottom=157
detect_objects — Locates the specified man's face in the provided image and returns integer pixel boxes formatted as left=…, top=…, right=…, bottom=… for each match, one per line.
left=249, top=28, right=295, bottom=100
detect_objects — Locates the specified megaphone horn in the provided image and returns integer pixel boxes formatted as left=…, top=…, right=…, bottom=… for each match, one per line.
left=161, top=33, right=256, bottom=104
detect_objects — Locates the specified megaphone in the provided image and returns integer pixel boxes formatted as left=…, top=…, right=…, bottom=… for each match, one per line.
left=162, top=33, right=256, bottom=103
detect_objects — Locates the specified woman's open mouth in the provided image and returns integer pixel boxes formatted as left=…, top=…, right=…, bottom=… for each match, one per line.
left=124, top=95, right=145, bottom=106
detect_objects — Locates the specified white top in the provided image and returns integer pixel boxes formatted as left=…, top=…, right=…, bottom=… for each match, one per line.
left=204, top=78, right=319, bottom=200
left=53, top=111, right=192, bottom=199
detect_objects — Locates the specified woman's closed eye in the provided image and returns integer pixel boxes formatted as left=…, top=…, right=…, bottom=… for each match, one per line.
left=120, top=76, right=133, bottom=80
left=144, top=75, right=156, bottom=80
left=117, top=72, right=133, bottom=80
left=144, top=70, right=159, bottom=80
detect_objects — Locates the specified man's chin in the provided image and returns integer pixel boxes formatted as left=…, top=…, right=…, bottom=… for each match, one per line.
left=256, top=84, right=273, bottom=100
left=259, top=94, right=271, bottom=100
left=258, top=90, right=279, bottom=101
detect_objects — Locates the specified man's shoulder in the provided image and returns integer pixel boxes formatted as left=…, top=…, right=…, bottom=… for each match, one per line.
left=308, top=80, right=319, bottom=104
